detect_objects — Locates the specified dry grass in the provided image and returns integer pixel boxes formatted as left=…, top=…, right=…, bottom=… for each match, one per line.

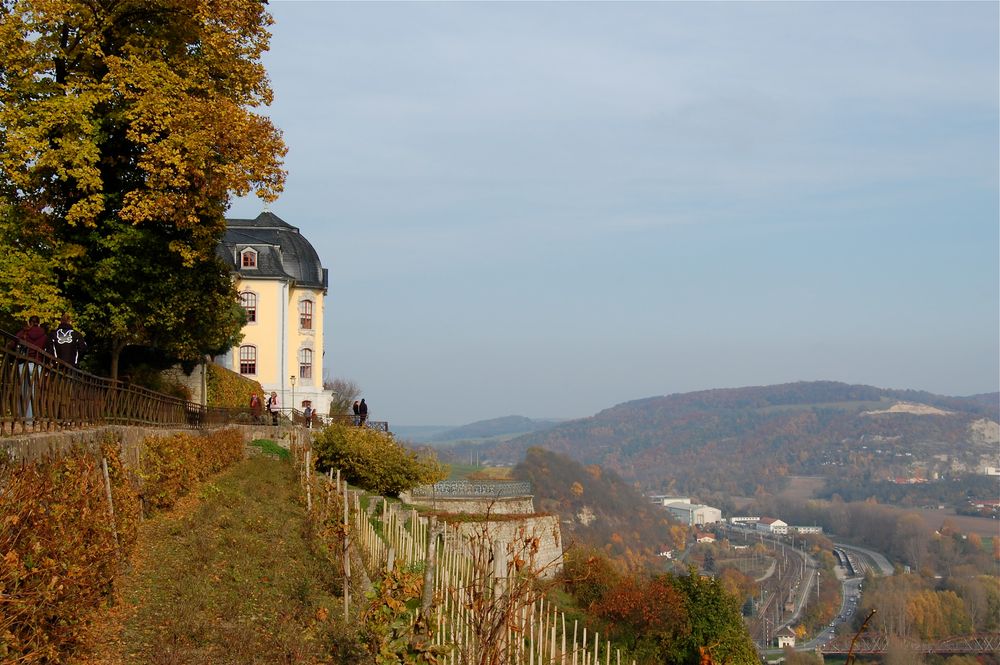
left=777, top=475, right=827, bottom=502
left=74, top=456, right=364, bottom=664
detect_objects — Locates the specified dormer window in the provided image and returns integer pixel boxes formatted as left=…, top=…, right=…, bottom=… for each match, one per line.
left=241, top=248, right=257, bottom=269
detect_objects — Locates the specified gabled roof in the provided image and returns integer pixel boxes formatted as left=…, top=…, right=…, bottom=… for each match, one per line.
left=218, top=212, right=328, bottom=290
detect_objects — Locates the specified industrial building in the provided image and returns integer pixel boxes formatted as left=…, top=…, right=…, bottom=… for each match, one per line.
left=666, top=502, right=722, bottom=526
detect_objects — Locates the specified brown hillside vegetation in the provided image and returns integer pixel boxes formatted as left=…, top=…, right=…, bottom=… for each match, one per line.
left=464, top=381, right=999, bottom=498
left=513, top=447, right=674, bottom=570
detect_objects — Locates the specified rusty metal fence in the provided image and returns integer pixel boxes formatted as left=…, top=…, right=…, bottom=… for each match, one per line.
left=1, top=330, right=244, bottom=436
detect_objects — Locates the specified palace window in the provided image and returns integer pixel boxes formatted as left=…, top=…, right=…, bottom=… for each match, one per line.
left=239, top=345, right=257, bottom=375
left=299, top=299, right=313, bottom=329
left=241, top=248, right=257, bottom=268
left=240, top=291, right=257, bottom=323
left=299, top=348, right=313, bottom=379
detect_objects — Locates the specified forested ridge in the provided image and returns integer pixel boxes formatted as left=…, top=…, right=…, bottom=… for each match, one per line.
left=455, top=381, right=999, bottom=498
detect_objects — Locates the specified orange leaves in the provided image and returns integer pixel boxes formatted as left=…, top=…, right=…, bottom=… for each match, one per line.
left=140, top=429, right=244, bottom=513
left=0, top=443, right=139, bottom=661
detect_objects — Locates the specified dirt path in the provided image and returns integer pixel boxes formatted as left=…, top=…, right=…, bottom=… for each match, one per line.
left=73, top=455, right=352, bottom=664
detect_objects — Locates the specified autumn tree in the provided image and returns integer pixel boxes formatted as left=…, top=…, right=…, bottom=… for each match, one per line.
left=593, top=575, right=689, bottom=662
left=0, top=0, right=286, bottom=377
left=670, top=568, right=758, bottom=665
left=561, top=547, right=622, bottom=610
left=324, top=377, right=362, bottom=416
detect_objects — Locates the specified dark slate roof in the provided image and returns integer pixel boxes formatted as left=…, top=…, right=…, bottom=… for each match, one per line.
left=218, top=211, right=328, bottom=290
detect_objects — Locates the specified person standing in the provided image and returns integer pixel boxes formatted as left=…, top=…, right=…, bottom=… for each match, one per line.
left=249, top=392, right=262, bottom=423
left=49, top=313, right=86, bottom=367
left=352, top=400, right=360, bottom=426
left=303, top=403, right=313, bottom=428
left=268, top=391, right=280, bottom=426
left=12, top=316, right=48, bottom=424
left=358, top=398, right=368, bottom=428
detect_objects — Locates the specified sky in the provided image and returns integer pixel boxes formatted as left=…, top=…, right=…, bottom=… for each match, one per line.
left=228, top=1, right=999, bottom=427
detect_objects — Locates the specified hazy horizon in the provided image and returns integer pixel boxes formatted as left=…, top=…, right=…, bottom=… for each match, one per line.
left=230, top=2, right=999, bottom=426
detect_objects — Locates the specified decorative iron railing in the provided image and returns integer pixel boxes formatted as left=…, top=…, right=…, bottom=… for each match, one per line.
left=327, top=414, right=389, bottom=432
left=2, top=329, right=249, bottom=436
left=409, top=480, right=532, bottom=498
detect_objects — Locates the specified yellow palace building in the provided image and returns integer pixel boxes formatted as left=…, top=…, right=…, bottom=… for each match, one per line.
left=216, top=211, right=332, bottom=414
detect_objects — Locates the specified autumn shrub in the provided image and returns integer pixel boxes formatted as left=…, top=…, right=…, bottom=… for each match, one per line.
left=564, top=553, right=757, bottom=665
left=205, top=362, right=264, bottom=408
left=561, top=546, right=622, bottom=609
left=0, top=440, right=140, bottom=662
left=140, top=428, right=244, bottom=512
left=312, top=424, right=447, bottom=497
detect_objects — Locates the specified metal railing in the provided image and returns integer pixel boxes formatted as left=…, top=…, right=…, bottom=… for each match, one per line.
left=409, top=480, right=532, bottom=498
left=1, top=329, right=243, bottom=436
left=327, top=413, right=389, bottom=432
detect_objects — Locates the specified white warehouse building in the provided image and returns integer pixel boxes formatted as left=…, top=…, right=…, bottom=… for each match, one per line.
left=666, top=502, right=723, bottom=526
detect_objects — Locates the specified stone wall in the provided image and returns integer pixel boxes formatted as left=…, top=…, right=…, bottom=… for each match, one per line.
left=0, top=422, right=306, bottom=466
left=445, top=514, right=564, bottom=579
left=161, top=364, right=207, bottom=405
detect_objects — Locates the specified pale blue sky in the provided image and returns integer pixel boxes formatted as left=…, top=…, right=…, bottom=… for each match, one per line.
left=229, top=1, right=999, bottom=426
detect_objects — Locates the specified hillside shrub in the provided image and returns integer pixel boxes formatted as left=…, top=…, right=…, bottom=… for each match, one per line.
left=0, top=440, right=139, bottom=661
left=0, top=428, right=246, bottom=661
left=312, top=424, right=447, bottom=497
left=140, top=428, right=244, bottom=512
left=205, top=362, right=264, bottom=408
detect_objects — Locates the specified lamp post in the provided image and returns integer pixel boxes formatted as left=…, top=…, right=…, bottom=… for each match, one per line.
left=290, top=375, right=296, bottom=420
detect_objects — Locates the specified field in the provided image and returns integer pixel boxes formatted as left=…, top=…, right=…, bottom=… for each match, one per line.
left=912, top=507, right=999, bottom=538
left=777, top=475, right=827, bottom=502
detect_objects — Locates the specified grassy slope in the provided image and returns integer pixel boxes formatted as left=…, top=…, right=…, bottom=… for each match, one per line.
left=75, top=455, right=354, bottom=664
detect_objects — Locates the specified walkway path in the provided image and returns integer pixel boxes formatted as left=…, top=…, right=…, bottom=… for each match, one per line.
left=73, top=454, right=349, bottom=664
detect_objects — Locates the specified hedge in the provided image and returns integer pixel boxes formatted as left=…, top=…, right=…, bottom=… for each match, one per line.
left=0, top=428, right=245, bottom=661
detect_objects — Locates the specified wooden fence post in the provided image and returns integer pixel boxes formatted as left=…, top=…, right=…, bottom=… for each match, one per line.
left=305, top=449, right=312, bottom=514
left=101, top=457, right=120, bottom=551
left=343, top=481, right=350, bottom=622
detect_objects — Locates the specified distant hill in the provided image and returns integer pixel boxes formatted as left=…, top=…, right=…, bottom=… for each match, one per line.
left=421, top=415, right=560, bottom=444
left=392, top=424, right=453, bottom=443
left=448, top=382, right=1000, bottom=498
left=512, top=447, right=675, bottom=570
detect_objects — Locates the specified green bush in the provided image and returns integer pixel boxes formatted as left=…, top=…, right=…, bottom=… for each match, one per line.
left=312, top=424, right=447, bottom=497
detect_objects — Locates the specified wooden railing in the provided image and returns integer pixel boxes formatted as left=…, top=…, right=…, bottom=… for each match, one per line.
left=1, top=329, right=244, bottom=436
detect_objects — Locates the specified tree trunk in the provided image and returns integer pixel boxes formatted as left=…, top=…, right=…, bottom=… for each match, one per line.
left=110, top=339, right=127, bottom=381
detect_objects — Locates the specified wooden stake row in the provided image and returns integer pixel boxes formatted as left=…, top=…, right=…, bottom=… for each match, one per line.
left=289, top=442, right=635, bottom=665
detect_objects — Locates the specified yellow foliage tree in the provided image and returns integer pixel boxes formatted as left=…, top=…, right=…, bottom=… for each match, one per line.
left=0, top=0, right=286, bottom=373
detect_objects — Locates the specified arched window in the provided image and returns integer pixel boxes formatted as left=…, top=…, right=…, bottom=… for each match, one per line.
left=299, top=348, right=313, bottom=379
left=240, top=291, right=257, bottom=323
left=299, top=299, right=313, bottom=329
left=239, top=345, right=257, bottom=375
left=240, top=248, right=257, bottom=268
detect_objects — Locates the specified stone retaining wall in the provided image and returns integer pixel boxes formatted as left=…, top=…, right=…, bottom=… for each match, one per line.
left=1, top=423, right=309, bottom=466
left=445, top=514, right=564, bottom=579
